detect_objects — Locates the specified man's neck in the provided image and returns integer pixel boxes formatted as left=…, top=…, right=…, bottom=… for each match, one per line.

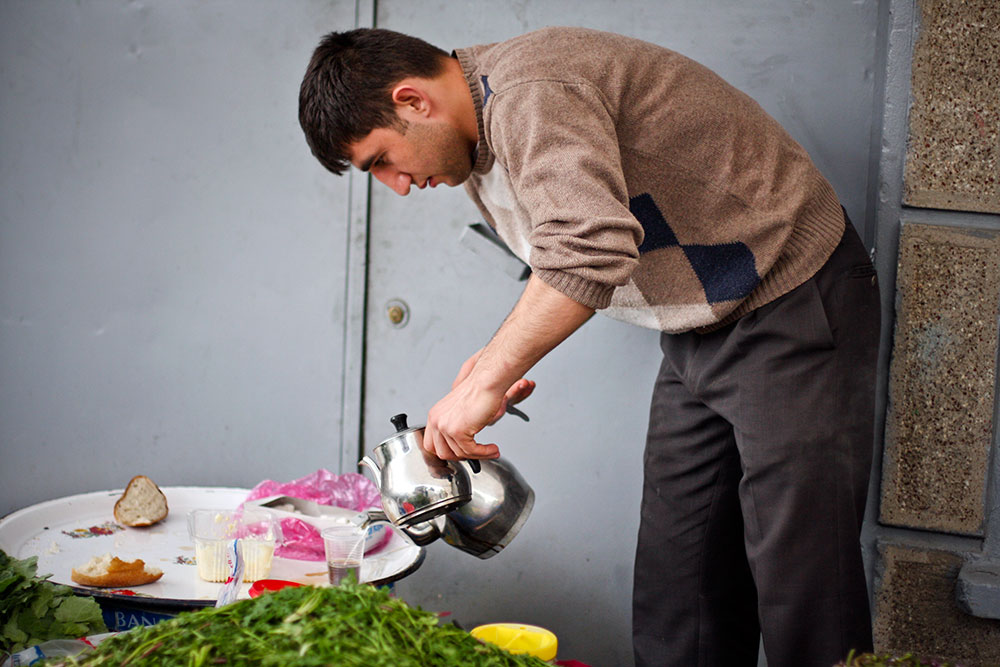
left=442, top=56, right=480, bottom=147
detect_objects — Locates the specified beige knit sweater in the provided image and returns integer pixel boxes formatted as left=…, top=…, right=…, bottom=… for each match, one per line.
left=455, top=27, right=845, bottom=333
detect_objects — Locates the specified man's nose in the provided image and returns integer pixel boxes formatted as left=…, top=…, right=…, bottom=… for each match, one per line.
left=374, top=169, right=411, bottom=196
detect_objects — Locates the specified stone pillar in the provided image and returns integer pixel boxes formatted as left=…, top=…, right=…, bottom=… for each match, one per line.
left=873, top=1, right=1000, bottom=664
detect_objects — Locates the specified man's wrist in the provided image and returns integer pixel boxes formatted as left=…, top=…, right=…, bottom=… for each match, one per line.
left=465, top=358, right=516, bottom=397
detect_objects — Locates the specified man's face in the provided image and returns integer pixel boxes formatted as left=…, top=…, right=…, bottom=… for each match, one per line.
left=348, top=116, right=474, bottom=196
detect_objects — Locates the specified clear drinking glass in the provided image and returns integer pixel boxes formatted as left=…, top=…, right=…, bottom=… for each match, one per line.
left=321, top=524, right=367, bottom=585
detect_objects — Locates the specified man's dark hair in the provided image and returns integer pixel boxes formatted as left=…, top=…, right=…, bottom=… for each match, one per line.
left=298, top=28, right=449, bottom=175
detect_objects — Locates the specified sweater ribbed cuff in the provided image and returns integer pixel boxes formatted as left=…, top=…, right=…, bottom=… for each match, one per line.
left=533, top=268, right=615, bottom=310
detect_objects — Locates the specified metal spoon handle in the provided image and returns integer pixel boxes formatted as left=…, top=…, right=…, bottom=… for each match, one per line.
left=505, top=404, right=530, bottom=422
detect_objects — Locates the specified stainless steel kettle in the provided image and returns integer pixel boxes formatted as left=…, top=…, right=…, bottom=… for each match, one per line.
left=362, top=459, right=535, bottom=557
left=360, top=413, right=536, bottom=558
left=358, top=414, right=472, bottom=527
left=440, top=456, right=535, bottom=559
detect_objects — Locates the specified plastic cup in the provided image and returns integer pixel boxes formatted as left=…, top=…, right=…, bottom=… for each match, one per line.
left=321, top=524, right=367, bottom=586
left=187, top=509, right=279, bottom=583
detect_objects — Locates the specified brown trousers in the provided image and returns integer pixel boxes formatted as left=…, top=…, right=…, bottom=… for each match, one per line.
left=633, top=218, right=880, bottom=667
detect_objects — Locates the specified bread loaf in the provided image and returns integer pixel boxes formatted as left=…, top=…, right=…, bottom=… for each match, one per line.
left=114, top=475, right=168, bottom=527
left=71, top=553, right=163, bottom=587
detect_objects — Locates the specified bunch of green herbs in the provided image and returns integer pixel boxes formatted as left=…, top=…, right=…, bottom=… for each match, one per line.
left=0, top=549, right=107, bottom=657
left=43, top=580, right=549, bottom=666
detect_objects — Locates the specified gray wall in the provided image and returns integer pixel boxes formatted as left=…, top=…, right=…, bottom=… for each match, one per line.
left=0, top=0, right=357, bottom=514
left=1, top=2, right=884, bottom=666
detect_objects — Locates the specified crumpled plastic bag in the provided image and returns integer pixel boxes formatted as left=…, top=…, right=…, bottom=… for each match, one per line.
left=243, top=469, right=381, bottom=561
left=1, top=634, right=116, bottom=667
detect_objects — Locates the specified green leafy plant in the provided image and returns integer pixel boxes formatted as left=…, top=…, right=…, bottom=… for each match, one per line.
left=43, top=580, right=550, bottom=666
left=0, top=549, right=107, bottom=657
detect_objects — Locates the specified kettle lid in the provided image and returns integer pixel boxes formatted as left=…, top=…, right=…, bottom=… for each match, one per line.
left=390, top=413, right=412, bottom=432
left=376, top=413, right=423, bottom=447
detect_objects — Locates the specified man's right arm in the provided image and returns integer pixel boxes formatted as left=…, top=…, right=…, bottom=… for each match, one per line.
left=422, top=273, right=594, bottom=460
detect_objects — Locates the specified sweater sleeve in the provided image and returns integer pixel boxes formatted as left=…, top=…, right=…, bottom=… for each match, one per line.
left=485, top=79, right=642, bottom=309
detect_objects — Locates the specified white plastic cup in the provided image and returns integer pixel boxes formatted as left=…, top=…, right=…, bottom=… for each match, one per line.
left=187, top=509, right=279, bottom=583
left=321, top=524, right=367, bottom=586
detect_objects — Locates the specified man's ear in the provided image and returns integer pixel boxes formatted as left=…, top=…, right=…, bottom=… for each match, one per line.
left=391, top=82, right=431, bottom=119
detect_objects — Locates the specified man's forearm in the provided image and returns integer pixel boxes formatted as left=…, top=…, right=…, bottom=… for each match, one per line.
left=422, top=273, right=595, bottom=460
left=468, top=273, right=595, bottom=394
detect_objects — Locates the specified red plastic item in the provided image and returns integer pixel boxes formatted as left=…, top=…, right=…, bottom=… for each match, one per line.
left=248, top=579, right=303, bottom=598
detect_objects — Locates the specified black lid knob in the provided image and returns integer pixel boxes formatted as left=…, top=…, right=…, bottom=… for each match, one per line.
left=390, top=414, right=409, bottom=432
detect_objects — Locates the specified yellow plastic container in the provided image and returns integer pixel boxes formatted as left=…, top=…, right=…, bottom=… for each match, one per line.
left=471, top=623, right=558, bottom=662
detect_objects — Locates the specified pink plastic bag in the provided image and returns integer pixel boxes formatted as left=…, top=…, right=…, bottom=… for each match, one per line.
left=243, top=470, right=381, bottom=561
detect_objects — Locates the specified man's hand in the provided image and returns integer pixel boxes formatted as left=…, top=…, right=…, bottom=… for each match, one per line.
left=423, top=377, right=504, bottom=460
left=450, top=349, right=536, bottom=426
left=424, top=357, right=536, bottom=459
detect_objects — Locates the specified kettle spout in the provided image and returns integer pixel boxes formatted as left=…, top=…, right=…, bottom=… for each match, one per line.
left=358, top=455, right=381, bottom=490
left=400, top=515, right=443, bottom=547
left=360, top=509, right=442, bottom=547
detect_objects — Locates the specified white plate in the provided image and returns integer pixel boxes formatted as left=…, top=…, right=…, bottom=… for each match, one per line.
left=0, top=486, right=424, bottom=608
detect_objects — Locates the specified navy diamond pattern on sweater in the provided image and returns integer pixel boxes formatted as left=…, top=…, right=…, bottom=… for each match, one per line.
left=630, top=193, right=678, bottom=251
left=629, top=193, right=760, bottom=304
left=481, top=75, right=493, bottom=106
left=682, top=242, right=759, bottom=303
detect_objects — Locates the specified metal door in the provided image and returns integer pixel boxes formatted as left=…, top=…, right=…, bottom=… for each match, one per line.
left=359, top=2, right=880, bottom=664
left=0, top=1, right=360, bottom=515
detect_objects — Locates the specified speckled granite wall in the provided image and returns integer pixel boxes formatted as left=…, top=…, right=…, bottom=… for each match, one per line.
left=874, top=544, right=1000, bottom=666
left=903, top=0, right=999, bottom=213
left=880, top=222, right=1000, bottom=534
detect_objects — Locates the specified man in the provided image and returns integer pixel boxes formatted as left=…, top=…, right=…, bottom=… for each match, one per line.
left=299, top=26, right=880, bottom=667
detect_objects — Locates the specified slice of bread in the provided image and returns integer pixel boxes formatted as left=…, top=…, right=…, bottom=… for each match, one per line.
left=71, top=553, right=163, bottom=587
left=114, top=475, right=168, bottom=527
